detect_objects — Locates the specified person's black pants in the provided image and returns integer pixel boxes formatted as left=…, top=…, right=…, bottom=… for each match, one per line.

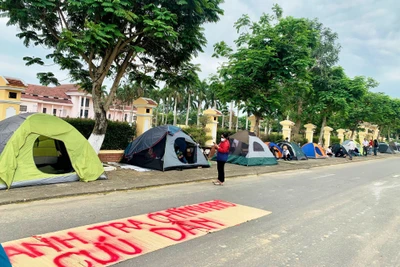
left=217, top=160, right=226, bottom=183
left=363, top=146, right=369, bottom=156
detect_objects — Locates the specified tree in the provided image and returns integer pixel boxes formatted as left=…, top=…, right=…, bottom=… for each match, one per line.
left=330, top=77, right=378, bottom=139
left=195, top=80, right=209, bottom=126
left=213, top=6, right=318, bottom=136
left=0, top=0, right=223, bottom=152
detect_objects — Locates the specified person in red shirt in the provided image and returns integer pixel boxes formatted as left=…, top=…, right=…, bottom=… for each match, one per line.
left=213, top=133, right=230, bottom=185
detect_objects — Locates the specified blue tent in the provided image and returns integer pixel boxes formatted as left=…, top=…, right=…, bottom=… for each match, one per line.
left=266, top=142, right=283, bottom=158
left=302, top=143, right=327, bottom=159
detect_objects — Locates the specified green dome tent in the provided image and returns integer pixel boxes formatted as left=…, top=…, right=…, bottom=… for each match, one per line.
left=0, top=113, right=105, bottom=189
left=223, top=131, right=278, bottom=166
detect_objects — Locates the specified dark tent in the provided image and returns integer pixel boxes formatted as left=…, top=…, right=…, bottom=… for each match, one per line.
left=379, top=143, right=395, bottom=154
left=277, top=141, right=308, bottom=160
left=331, top=143, right=348, bottom=155
left=122, top=125, right=209, bottom=171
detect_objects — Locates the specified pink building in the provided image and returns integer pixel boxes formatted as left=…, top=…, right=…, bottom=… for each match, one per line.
left=20, top=84, right=136, bottom=122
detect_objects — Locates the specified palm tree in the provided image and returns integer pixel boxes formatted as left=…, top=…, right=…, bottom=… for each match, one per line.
left=196, top=80, right=209, bottom=126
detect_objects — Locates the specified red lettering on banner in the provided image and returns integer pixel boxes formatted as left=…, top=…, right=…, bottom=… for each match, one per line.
left=50, top=232, right=88, bottom=249
left=53, top=236, right=142, bottom=267
left=87, top=225, right=116, bottom=237
left=127, top=219, right=156, bottom=230
left=150, top=227, right=186, bottom=241
left=4, top=246, right=38, bottom=259
left=190, top=218, right=225, bottom=228
left=166, top=208, right=198, bottom=217
left=147, top=212, right=181, bottom=223
left=20, top=238, right=62, bottom=256
left=181, top=205, right=213, bottom=214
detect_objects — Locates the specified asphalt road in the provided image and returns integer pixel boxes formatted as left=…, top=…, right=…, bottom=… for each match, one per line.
left=1, top=157, right=400, bottom=267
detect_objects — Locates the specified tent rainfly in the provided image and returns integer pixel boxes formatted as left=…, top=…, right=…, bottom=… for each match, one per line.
left=223, top=131, right=277, bottom=166
left=277, top=141, right=308, bottom=160
left=302, top=143, right=328, bottom=159
left=0, top=113, right=105, bottom=189
left=123, top=125, right=209, bottom=171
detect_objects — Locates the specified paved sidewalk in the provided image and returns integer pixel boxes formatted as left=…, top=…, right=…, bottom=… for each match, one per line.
left=0, top=154, right=398, bottom=206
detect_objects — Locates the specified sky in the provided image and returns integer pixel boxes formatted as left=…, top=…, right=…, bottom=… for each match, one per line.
left=0, top=0, right=399, bottom=97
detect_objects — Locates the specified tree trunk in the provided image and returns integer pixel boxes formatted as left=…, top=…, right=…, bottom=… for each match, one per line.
left=221, top=115, right=225, bottom=129
left=129, top=103, right=134, bottom=125
left=173, top=98, right=178, bottom=125
left=88, top=102, right=108, bottom=154
left=161, top=102, right=165, bottom=125
left=387, top=126, right=391, bottom=141
left=185, top=93, right=191, bottom=126
left=229, top=101, right=233, bottom=130
left=293, top=100, right=303, bottom=135
left=254, top=115, right=261, bottom=137
left=236, top=104, right=239, bottom=131
left=197, top=96, right=201, bottom=126
left=318, top=115, right=327, bottom=145
left=245, top=115, right=249, bottom=130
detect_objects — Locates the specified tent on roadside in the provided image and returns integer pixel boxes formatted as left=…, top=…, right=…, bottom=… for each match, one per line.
left=265, top=142, right=283, bottom=159
left=221, top=131, right=277, bottom=166
left=122, top=125, right=209, bottom=171
left=388, top=141, right=399, bottom=153
left=331, top=143, right=348, bottom=155
left=342, top=140, right=363, bottom=155
left=379, top=143, right=395, bottom=154
left=301, top=143, right=328, bottom=159
left=277, top=141, right=308, bottom=160
left=0, top=113, right=105, bottom=189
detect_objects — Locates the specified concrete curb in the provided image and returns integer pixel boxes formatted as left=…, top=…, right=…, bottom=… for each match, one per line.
left=0, top=154, right=397, bottom=206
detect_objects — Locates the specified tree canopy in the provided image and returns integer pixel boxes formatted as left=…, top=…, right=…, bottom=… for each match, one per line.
left=0, top=0, right=224, bottom=151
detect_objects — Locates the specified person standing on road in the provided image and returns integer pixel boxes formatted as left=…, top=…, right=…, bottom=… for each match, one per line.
left=373, top=139, right=379, bottom=156
left=362, top=138, right=369, bottom=156
left=213, top=133, right=230, bottom=185
left=348, top=139, right=356, bottom=160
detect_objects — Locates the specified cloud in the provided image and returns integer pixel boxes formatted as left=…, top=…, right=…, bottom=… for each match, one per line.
left=1, top=1, right=400, bottom=97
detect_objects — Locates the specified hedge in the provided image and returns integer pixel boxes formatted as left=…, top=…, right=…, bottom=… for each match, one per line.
left=63, top=118, right=135, bottom=150
left=183, top=126, right=208, bottom=146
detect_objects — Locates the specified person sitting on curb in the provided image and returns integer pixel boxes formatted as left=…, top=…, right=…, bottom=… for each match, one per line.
left=335, top=148, right=347, bottom=158
left=326, top=146, right=334, bottom=157
left=282, top=146, right=291, bottom=161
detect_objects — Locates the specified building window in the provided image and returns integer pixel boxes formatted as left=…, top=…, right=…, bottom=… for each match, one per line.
left=81, top=98, right=84, bottom=107
left=84, top=110, right=89, bottom=118
left=20, top=105, right=27, bottom=112
left=53, top=109, right=57, bottom=116
left=108, top=114, right=111, bottom=119
left=124, top=114, right=128, bottom=121
left=146, top=108, right=150, bottom=114
left=42, top=107, right=47, bottom=114
left=8, top=92, right=17, bottom=99
left=85, top=98, right=90, bottom=107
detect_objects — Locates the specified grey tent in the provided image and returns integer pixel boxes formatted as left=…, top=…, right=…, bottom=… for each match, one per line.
left=122, top=125, right=210, bottom=171
left=223, top=131, right=277, bottom=166
left=388, top=141, right=399, bottom=153
left=379, top=143, right=395, bottom=154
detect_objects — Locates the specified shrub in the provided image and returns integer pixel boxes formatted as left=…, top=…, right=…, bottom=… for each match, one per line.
left=183, top=126, right=208, bottom=146
left=330, top=136, right=341, bottom=145
left=260, top=133, right=283, bottom=143
left=292, top=134, right=308, bottom=146
left=63, top=118, right=135, bottom=150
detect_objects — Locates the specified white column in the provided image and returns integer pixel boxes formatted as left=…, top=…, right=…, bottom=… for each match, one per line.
left=78, top=96, right=82, bottom=117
